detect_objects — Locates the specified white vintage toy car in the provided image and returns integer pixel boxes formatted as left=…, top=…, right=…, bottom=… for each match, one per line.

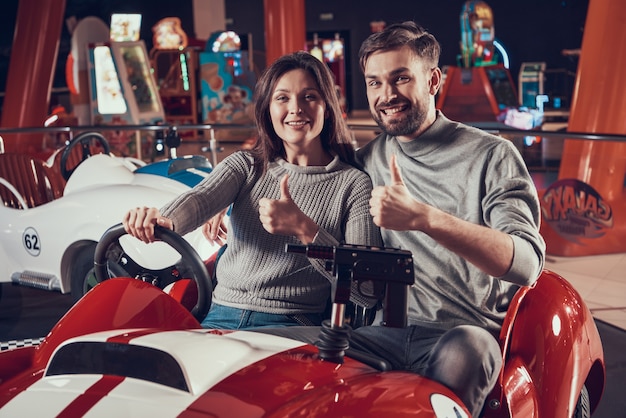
left=0, top=132, right=218, bottom=300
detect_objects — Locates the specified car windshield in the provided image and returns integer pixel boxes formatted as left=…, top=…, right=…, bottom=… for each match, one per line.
left=46, top=341, right=189, bottom=392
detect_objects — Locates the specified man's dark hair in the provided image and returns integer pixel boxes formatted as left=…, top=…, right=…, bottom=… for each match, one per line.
left=358, top=21, right=441, bottom=72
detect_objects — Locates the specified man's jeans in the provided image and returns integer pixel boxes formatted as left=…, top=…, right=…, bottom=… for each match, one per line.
left=254, top=323, right=502, bottom=417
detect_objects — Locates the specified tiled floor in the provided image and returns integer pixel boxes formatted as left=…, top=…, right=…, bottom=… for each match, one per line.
left=544, top=252, right=626, bottom=330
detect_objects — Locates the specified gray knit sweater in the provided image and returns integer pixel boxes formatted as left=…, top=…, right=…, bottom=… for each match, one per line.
left=356, top=111, right=546, bottom=334
left=160, top=151, right=382, bottom=315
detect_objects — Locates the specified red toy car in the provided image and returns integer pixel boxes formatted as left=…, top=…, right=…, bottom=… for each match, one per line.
left=0, top=224, right=605, bottom=417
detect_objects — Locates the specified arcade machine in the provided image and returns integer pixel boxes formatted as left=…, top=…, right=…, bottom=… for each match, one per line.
left=66, top=17, right=110, bottom=127
left=198, top=30, right=256, bottom=133
left=86, top=14, right=165, bottom=158
left=307, top=32, right=348, bottom=118
left=436, top=1, right=519, bottom=124
left=518, top=62, right=546, bottom=110
left=518, top=61, right=574, bottom=167
left=149, top=17, right=199, bottom=128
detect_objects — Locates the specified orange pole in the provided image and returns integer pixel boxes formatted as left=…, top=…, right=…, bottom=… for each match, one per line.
left=0, top=0, right=67, bottom=155
left=539, top=0, right=626, bottom=256
left=263, top=0, right=306, bottom=66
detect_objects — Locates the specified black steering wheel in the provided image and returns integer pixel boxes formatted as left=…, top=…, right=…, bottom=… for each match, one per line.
left=94, top=223, right=213, bottom=321
left=60, top=131, right=111, bottom=180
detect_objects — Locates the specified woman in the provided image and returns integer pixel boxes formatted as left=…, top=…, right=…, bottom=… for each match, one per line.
left=123, top=51, right=382, bottom=329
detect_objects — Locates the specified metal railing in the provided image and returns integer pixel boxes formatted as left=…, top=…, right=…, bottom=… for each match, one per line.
left=1, top=121, right=625, bottom=170
left=1, top=121, right=624, bottom=142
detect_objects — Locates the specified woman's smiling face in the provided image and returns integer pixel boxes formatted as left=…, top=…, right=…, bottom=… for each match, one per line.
left=270, top=68, right=327, bottom=150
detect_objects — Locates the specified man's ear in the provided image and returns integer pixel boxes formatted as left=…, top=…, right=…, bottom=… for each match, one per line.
left=430, top=67, right=443, bottom=96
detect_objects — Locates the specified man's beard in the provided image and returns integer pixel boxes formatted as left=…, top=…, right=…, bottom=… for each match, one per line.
left=371, top=101, right=427, bottom=138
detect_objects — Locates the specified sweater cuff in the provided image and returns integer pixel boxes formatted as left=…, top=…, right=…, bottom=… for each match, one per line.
left=500, top=235, right=543, bottom=287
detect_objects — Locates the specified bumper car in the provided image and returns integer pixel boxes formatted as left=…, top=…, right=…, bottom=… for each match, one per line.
left=0, top=131, right=218, bottom=300
left=0, top=224, right=605, bottom=417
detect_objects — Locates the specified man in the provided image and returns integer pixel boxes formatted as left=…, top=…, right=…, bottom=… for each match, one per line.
left=204, top=21, right=545, bottom=416
left=349, top=21, right=545, bottom=416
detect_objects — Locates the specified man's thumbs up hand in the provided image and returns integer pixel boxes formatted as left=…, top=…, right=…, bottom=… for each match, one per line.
left=369, top=154, right=421, bottom=231
left=389, top=154, right=405, bottom=186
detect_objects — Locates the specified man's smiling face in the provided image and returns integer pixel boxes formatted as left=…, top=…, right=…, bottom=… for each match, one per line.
left=364, top=45, right=437, bottom=141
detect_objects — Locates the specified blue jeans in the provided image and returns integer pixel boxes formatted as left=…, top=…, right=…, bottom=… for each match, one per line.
left=200, top=303, right=324, bottom=330
left=350, top=324, right=501, bottom=417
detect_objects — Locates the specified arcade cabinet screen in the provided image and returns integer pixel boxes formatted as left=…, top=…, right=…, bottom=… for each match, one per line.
left=110, top=14, right=142, bottom=42
left=322, top=38, right=344, bottom=63
left=93, top=46, right=127, bottom=115
left=486, top=67, right=518, bottom=108
left=119, top=44, right=161, bottom=114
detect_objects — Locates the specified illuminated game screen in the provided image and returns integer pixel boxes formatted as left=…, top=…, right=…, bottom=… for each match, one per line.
left=322, top=38, right=344, bottom=63
left=110, top=14, right=142, bottom=42
left=486, top=67, right=518, bottom=108
left=119, top=44, right=161, bottom=114
left=93, top=45, right=127, bottom=115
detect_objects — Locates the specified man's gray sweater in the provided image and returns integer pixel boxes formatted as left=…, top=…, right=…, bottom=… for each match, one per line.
left=356, top=111, right=546, bottom=334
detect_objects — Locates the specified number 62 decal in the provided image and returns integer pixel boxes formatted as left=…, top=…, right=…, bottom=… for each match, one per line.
left=23, top=227, right=41, bottom=256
